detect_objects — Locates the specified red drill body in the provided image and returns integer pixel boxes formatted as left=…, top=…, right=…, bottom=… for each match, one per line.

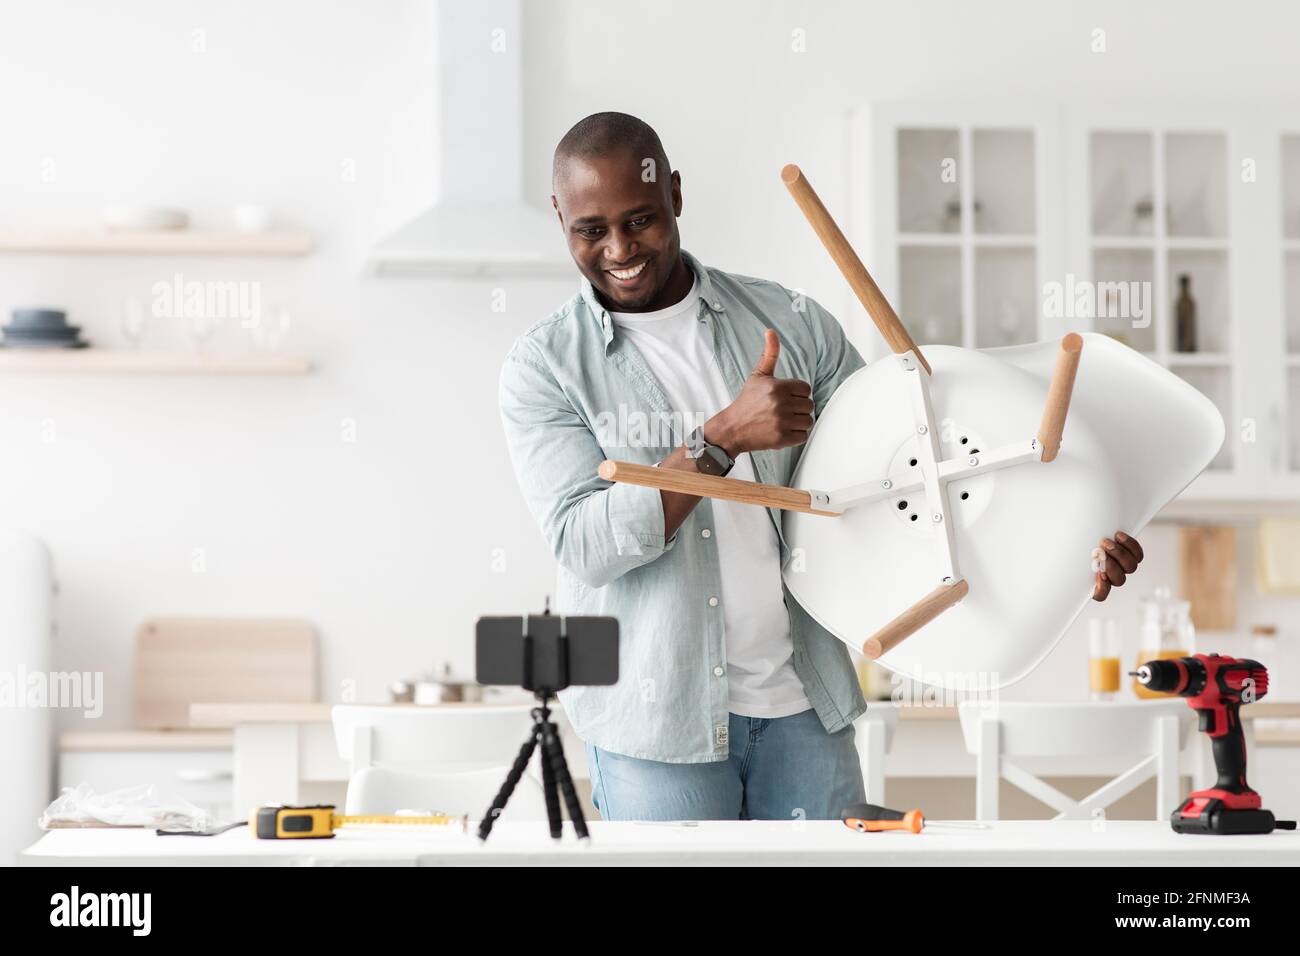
left=1132, top=653, right=1291, bottom=834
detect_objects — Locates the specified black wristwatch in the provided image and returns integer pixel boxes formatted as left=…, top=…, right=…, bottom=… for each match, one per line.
left=685, top=425, right=735, bottom=476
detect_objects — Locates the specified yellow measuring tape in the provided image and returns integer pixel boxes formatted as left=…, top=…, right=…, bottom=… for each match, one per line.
left=251, top=804, right=468, bottom=839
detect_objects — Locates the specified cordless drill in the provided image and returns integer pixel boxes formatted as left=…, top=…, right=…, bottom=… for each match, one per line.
left=1132, top=653, right=1296, bottom=835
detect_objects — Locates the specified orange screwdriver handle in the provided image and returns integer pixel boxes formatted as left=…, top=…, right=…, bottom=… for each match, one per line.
left=843, top=809, right=925, bottom=833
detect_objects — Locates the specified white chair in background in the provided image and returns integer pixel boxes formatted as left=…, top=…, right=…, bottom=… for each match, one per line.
left=343, top=764, right=547, bottom=820
left=331, top=704, right=548, bottom=821
left=853, top=705, right=899, bottom=804
left=332, top=704, right=534, bottom=775
left=957, top=700, right=1192, bottom=821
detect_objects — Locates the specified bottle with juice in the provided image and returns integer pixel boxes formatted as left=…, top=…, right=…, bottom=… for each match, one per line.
left=1133, top=586, right=1194, bottom=699
left=1088, top=618, right=1121, bottom=701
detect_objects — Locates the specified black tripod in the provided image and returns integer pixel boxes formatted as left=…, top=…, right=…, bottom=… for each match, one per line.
left=478, top=689, right=590, bottom=842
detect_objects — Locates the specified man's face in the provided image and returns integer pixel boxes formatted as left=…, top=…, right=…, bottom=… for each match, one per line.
left=552, top=150, right=682, bottom=311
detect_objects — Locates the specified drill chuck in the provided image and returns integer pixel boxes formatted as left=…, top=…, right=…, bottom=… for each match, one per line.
left=1131, top=657, right=1203, bottom=695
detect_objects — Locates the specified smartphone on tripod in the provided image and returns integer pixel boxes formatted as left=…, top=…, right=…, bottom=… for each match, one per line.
left=474, top=610, right=618, bottom=842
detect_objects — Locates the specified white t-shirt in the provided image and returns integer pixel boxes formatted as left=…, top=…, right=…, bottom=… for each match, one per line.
left=609, top=276, right=811, bottom=719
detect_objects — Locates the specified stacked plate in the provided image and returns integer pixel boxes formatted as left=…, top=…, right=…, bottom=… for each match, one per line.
left=1, top=309, right=89, bottom=349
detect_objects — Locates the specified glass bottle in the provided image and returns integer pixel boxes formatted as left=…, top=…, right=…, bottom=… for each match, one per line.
left=1133, top=587, right=1194, bottom=699
left=1175, top=274, right=1198, bottom=353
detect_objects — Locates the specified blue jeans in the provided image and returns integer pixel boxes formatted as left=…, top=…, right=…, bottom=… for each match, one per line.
left=585, top=710, right=865, bottom=821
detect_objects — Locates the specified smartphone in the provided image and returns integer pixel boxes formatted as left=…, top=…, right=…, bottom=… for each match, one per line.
left=475, top=614, right=619, bottom=690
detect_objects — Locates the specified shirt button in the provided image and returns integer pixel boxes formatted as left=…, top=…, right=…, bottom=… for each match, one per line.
left=708, top=596, right=719, bottom=607
left=713, top=666, right=724, bottom=677
left=701, top=528, right=712, bottom=539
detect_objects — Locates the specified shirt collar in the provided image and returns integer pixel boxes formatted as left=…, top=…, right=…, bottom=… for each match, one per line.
left=581, top=249, right=725, bottom=352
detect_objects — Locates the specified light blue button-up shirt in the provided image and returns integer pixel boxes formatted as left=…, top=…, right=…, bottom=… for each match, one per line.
left=498, top=251, right=867, bottom=763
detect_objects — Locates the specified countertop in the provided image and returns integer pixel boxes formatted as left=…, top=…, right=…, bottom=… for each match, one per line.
left=22, top=820, right=1300, bottom=867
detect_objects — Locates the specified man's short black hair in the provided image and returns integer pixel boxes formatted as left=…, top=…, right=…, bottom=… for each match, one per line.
left=552, top=111, right=670, bottom=186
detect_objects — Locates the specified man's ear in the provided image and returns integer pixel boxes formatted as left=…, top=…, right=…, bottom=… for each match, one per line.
left=670, top=170, right=682, bottom=217
left=551, top=195, right=563, bottom=227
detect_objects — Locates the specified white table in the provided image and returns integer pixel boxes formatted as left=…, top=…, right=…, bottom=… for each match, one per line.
left=22, top=820, right=1300, bottom=867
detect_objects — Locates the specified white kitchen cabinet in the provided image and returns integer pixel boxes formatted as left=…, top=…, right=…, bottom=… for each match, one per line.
left=1277, top=131, right=1300, bottom=484
left=58, top=733, right=234, bottom=824
left=857, top=101, right=1300, bottom=505
left=1067, top=104, right=1255, bottom=500
left=857, top=103, right=1064, bottom=357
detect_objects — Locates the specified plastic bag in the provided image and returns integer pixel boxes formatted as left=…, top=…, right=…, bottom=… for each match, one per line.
left=38, top=782, right=213, bottom=832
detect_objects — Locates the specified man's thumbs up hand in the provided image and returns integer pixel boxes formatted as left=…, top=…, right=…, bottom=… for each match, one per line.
left=702, top=329, right=814, bottom=457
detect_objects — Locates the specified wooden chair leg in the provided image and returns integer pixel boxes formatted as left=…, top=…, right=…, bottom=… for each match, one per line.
left=1036, top=332, right=1084, bottom=463
left=862, top=579, right=970, bottom=660
left=597, top=460, right=840, bottom=516
left=781, top=164, right=931, bottom=375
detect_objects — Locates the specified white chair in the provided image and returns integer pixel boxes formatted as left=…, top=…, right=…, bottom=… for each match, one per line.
left=957, top=700, right=1192, bottom=821
left=344, top=764, right=547, bottom=821
left=853, top=705, right=899, bottom=804
left=332, top=705, right=550, bottom=821
left=332, top=704, right=535, bottom=776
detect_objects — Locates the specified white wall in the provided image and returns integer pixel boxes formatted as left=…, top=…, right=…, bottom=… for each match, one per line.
left=0, top=0, right=570, bottom=732
left=2, top=0, right=1297, bottom=734
left=525, top=0, right=1300, bottom=313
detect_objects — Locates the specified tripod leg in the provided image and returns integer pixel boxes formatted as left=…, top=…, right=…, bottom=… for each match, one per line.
left=539, top=723, right=563, bottom=840
left=541, top=719, right=591, bottom=841
left=477, top=730, right=539, bottom=841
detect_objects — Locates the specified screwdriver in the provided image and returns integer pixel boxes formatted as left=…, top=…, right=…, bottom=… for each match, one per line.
left=840, top=802, right=989, bottom=833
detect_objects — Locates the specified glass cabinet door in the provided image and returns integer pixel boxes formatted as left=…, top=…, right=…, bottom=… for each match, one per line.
left=872, top=104, right=1300, bottom=500
left=1086, top=127, right=1234, bottom=472
left=894, top=126, right=1040, bottom=350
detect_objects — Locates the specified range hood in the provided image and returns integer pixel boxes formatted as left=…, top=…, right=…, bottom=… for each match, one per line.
left=367, top=0, right=570, bottom=278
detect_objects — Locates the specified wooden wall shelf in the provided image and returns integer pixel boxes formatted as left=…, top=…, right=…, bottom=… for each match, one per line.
left=0, top=350, right=311, bottom=375
left=0, top=229, right=313, bottom=256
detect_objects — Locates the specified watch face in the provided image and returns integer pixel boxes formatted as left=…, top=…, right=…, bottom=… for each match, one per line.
left=700, top=447, right=730, bottom=476
left=686, top=427, right=729, bottom=475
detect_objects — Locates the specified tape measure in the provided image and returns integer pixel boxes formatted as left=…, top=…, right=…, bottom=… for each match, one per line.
left=250, top=804, right=467, bottom=839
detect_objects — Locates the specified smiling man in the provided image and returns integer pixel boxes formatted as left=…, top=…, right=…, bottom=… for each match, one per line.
left=498, top=112, right=1144, bottom=822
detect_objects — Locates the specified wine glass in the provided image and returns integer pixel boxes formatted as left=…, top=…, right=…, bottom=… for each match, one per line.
left=252, top=304, right=291, bottom=351
left=189, top=311, right=217, bottom=356
left=120, top=297, right=147, bottom=349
